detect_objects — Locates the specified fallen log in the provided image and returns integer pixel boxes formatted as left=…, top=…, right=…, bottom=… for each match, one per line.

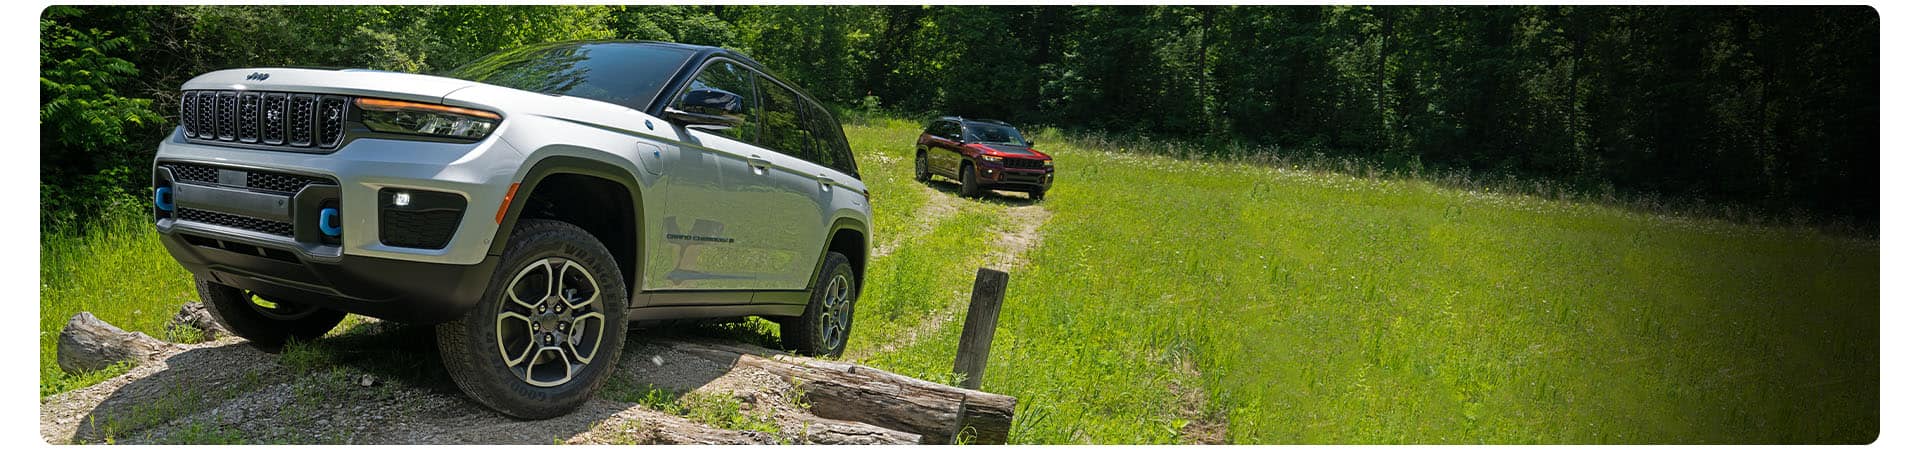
left=57, top=312, right=175, bottom=374
left=787, top=415, right=923, bottom=444
left=666, top=341, right=1018, bottom=444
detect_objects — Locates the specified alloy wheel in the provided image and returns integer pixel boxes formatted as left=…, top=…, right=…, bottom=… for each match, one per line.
left=495, top=257, right=607, bottom=387
left=815, top=273, right=854, bottom=348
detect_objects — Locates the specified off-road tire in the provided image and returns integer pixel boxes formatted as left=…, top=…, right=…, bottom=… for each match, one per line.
left=959, top=164, right=982, bottom=198
left=436, top=219, right=630, bottom=419
left=1030, top=189, right=1047, bottom=201
left=914, top=150, right=932, bottom=182
left=197, top=278, right=346, bottom=348
left=780, top=252, right=858, bottom=357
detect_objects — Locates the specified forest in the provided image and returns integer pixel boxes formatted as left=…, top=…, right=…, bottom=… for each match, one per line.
left=41, top=5, right=1879, bottom=231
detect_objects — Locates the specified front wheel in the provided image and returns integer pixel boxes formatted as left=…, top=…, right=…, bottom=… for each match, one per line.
left=781, top=252, right=858, bottom=357
left=1030, top=189, right=1047, bottom=201
left=914, top=151, right=931, bottom=182
left=436, top=219, right=629, bottom=419
left=959, top=164, right=982, bottom=198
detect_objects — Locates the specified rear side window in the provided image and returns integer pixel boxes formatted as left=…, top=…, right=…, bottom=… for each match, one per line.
left=805, top=103, right=858, bottom=177
left=675, top=61, right=759, bottom=143
left=927, top=120, right=959, bottom=139
left=756, top=77, right=821, bottom=164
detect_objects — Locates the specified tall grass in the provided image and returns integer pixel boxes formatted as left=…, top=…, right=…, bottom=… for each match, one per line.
left=953, top=137, right=1874, bottom=443
left=40, top=199, right=198, bottom=396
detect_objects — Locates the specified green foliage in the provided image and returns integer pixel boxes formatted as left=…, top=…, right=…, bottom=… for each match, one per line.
left=40, top=6, right=165, bottom=231
left=36, top=5, right=1877, bottom=226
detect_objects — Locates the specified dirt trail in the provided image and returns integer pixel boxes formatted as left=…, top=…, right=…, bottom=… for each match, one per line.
left=40, top=323, right=899, bottom=444
left=41, top=183, right=1055, bottom=444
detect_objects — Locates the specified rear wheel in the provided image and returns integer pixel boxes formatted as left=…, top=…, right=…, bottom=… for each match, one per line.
left=914, top=151, right=931, bottom=182
left=781, top=252, right=857, bottom=357
left=959, top=164, right=981, bottom=198
left=197, top=278, right=345, bottom=348
left=437, top=219, right=629, bottom=419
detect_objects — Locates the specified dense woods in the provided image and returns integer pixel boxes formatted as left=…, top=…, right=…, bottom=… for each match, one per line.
left=41, top=5, right=1877, bottom=230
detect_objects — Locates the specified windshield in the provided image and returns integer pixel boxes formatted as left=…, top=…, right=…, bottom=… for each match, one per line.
left=964, top=123, right=1028, bottom=146
left=444, top=42, right=695, bottom=112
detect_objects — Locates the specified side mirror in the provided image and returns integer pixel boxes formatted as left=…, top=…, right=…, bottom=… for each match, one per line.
left=665, top=88, right=746, bottom=129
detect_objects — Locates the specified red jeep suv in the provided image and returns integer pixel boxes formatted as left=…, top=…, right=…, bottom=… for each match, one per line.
left=914, top=117, right=1054, bottom=200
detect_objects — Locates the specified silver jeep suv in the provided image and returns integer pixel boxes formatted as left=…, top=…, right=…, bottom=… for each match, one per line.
left=151, top=41, right=870, bottom=418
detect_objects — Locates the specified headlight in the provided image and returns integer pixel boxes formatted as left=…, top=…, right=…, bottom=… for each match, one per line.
left=1043, top=159, right=1053, bottom=167
left=980, top=155, right=1003, bottom=163
left=355, top=98, right=500, bottom=140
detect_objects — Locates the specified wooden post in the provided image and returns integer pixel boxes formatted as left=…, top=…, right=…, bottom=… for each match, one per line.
left=953, top=267, right=1008, bottom=391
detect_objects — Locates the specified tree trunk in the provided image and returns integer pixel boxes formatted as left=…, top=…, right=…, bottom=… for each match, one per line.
left=666, top=341, right=1019, bottom=444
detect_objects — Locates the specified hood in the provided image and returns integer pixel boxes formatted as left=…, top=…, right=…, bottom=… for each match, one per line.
left=182, top=68, right=478, bottom=105
left=976, top=143, right=1046, bottom=158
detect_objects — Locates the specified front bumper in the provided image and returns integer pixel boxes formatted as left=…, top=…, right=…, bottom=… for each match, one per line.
left=974, top=163, right=1053, bottom=191
left=152, top=127, right=521, bottom=322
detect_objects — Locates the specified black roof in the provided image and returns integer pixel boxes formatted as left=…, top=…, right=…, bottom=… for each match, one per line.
left=936, top=116, right=1016, bottom=128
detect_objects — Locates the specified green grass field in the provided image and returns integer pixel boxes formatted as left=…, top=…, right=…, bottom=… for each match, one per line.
left=40, top=116, right=1877, bottom=443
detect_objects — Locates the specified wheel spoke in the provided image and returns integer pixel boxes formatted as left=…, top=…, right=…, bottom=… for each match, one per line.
left=559, top=260, right=599, bottom=310
left=496, top=311, right=535, bottom=366
left=525, top=346, right=573, bottom=387
left=565, top=312, right=605, bottom=363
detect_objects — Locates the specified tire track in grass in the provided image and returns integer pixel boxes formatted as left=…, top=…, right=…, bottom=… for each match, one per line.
left=849, top=191, right=1050, bottom=362
left=871, top=182, right=960, bottom=259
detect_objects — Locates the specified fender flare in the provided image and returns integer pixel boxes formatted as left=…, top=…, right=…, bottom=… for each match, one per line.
left=489, top=155, right=646, bottom=288
left=807, top=216, right=870, bottom=293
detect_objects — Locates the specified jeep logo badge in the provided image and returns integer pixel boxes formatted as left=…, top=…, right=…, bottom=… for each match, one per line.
left=245, top=72, right=270, bottom=81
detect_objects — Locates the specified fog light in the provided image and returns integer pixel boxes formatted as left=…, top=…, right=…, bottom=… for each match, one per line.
left=392, top=191, right=411, bottom=207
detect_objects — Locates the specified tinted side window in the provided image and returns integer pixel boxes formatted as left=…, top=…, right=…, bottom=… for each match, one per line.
left=674, top=61, right=759, bottom=142
left=757, top=77, right=819, bottom=163
left=805, top=103, right=857, bottom=176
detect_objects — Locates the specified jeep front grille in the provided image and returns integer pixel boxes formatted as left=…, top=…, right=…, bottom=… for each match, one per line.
left=181, top=90, right=348, bottom=150
left=1004, top=158, right=1047, bottom=170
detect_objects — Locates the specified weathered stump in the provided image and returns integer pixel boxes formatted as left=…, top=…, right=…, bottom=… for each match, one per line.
left=57, top=312, right=174, bottom=373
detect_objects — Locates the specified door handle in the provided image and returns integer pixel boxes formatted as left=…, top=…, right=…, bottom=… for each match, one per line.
left=815, top=174, right=834, bottom=192
left=746, top=155, right=772, bottom=175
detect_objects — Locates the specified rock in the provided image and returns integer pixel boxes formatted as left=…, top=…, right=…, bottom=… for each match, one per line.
left=57, top=312, right=175, bottom=374
left=359, top=374, right=377, bottom=387
left=165, top=302, right=227, bottom=341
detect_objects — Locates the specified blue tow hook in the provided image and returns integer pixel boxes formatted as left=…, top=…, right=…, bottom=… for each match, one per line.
left=319, top=207, right=342, bottom=237
left=154, top=187, right=174, bottom=211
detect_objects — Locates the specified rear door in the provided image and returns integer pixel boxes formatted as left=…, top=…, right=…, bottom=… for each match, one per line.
left=929, top=120, right=964, bottom=177
left=747, top=76, right=836, bottom=291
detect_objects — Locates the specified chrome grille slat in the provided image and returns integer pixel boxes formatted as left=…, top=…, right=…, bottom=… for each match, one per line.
left=180, top=91, right=198, bottom=137
left=195, top=92, right=216, bottom=139
left=288, top=94, right=315, bottom=147
left=262, top=93, right=287, bottom=145
left=237, top=92, right=260, bottom=143
left=215, top=92, right=237, bottom=141
left=318, top=96, right=346, bottom=147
